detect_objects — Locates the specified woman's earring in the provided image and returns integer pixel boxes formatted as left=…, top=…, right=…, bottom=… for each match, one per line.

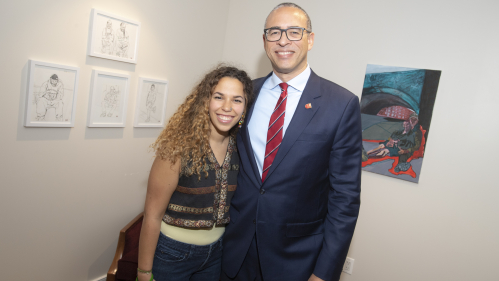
left=238, top=112, right=245, bottom=128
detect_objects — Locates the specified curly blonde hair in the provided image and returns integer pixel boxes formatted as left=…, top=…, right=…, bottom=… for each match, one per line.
left=151, top=64, right=253, bottom=178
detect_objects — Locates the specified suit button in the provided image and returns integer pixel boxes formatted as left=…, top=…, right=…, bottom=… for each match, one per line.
left=260, top=189, right=265, bottom=195
left=253, top=219, right=256, bottom=224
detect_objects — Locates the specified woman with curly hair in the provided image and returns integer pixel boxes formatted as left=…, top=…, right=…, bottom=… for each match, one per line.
left=136, top=65, right=253, bottom=281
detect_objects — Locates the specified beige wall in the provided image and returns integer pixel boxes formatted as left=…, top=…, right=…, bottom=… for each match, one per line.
left=1, top=0, right=498, bottom=280
left=223, top=0, right=499, bottom=280
left=0, top=0, right=229, bottom=280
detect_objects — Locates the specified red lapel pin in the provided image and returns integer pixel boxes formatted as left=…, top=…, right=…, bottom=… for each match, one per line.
left=305, top=103, right=312, bottom=109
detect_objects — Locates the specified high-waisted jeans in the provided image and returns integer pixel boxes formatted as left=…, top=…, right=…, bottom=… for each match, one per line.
left=152, top=232, right=223, bottom=281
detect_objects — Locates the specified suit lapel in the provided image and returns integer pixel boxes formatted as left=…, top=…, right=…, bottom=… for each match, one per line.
left=241, top=73, right=272, bottom=187
left=263, top=71, right=322, bottom=184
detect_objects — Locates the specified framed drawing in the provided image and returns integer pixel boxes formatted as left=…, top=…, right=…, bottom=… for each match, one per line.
left=360, top=64, right=441, bottom=183
left=88, top=9, right=141, bottom=64
left=87, top=70, right=131, bottom=127
left=25, top=60, right=80, bottom=127
left=133, top=77, right=169, bottom=127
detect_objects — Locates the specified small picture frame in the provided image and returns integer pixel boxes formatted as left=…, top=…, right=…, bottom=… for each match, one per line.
left=25, top=60, right=80, bottom=127
left=88, top=9, right=141, bottom=64
left=133, top=77, right=169, bottom=127
left=88, top=70, right=131, bottom=127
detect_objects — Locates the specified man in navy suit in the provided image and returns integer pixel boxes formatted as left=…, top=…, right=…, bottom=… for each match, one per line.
left=222, top=3, right=362, bottom=281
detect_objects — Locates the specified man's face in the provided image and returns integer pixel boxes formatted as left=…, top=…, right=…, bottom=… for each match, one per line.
left=151, top=85, right=155, bottom=91
left=263, top=7, right=314, bottom=79
left=120, top=24, right=126, bottom=31
left=50, top=78, right=57, bottom=86
left=107, top=21, right=112, bottom=29
left=403, top=121, right=411, bottom=131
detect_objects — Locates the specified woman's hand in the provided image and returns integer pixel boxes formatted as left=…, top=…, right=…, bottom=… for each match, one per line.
left=137, top=271, right=155, bottom=281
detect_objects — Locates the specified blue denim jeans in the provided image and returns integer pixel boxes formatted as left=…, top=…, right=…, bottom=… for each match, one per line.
left=152, top=232, right=223, bottom=281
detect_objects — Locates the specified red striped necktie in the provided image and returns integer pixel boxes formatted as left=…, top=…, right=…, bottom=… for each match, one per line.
left=262, top=83, right=288, bottom=182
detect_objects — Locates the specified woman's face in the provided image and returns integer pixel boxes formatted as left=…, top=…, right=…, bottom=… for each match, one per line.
left=208, top=77, right=246, bottom=136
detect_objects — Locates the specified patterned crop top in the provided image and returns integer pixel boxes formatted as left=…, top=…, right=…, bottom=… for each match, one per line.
left=162, top=137, right=239, bottom=228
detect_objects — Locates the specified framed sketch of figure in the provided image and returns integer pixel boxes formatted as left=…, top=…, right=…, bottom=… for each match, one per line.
left=25, top=60, right=80, bottom=127
left=88, top=70, right=131, bottom=127
left=133, top=77, right=169, bottom=127
left=88, top=9, right=141, bottom=64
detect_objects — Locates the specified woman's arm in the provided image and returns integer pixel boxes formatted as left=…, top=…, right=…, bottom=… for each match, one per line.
left=137, top=156, right=180, bottom=281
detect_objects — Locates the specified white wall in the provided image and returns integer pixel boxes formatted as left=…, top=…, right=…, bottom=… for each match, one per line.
left=0, top=1, right=229, bottom=280
left=223, top=0, right=499, bottom=280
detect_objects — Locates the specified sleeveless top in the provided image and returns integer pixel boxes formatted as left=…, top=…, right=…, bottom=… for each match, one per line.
left=162, top=137, right=239, bottom=228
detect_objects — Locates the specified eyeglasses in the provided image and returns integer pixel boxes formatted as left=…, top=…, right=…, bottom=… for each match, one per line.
left=264, top=27, right=311, bottom=42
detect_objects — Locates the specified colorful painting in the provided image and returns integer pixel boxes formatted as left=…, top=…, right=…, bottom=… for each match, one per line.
left=360, top=64, right=441, bottom=183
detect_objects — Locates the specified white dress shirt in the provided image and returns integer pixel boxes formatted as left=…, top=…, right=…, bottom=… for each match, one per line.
left=248, top=65, right=311, bottom=177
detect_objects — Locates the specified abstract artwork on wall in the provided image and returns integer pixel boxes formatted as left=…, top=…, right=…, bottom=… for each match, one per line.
left=360, top=64, right=441, bottom=183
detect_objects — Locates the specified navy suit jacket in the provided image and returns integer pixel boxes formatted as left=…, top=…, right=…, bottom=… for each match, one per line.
left=222, top=70, right=362, bottom=281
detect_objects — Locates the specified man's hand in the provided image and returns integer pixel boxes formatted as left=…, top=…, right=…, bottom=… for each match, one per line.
left=308, top=273, right=325, bottom=281
left=376, top=149, right=389, bottom=157
left=398, top=148, right=408, bottom=154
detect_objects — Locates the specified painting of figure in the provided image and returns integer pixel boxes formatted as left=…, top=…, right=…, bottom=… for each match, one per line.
left=360, top=64, right=441, bottom=183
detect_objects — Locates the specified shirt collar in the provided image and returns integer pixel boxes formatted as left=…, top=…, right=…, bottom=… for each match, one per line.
left=265, top=65, right=311, bottom=92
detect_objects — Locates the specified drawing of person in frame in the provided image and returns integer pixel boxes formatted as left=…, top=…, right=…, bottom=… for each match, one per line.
left=101, top=20, right=115, bottom=55
left=35, top=74, right=64, bottom=121
left=100, top=85, right=119, bottom=117
left=115, top=22, right=130, bottom=58
left=145, top=84, right=157, bottom=122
